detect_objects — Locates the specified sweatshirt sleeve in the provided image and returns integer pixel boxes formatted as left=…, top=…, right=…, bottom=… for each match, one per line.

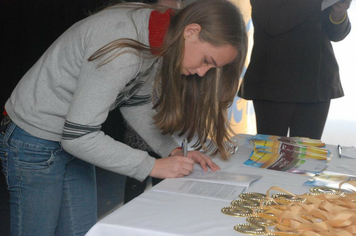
left=61, top=50, right=158, bottom=181
left=59, top=8, right=165, bottom=181
left=60, top=7, right=181, bottom=180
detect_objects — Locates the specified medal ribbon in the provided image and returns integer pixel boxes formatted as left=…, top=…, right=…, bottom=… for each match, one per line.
left=262, top=181, right=356, bottom=236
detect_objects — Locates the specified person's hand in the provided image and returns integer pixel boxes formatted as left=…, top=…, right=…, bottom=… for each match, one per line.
left=149, top=149, right=221, bottom=179
left=186, top=151, right=220, bottom=172
left=331, top=0, right=352, bottom=21
left=170, top=148, right=220, bottom=172
left=149, top=155, right=195, bottom=179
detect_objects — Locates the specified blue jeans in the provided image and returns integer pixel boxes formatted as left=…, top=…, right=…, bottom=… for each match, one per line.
left=0, top=120, right=97, bottom=236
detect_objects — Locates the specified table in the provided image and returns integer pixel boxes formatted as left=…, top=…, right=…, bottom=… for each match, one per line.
left=86, top=145, right=355, bottom=236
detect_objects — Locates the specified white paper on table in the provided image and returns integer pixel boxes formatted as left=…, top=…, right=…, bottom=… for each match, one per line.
left=294, top=158, right=329, bottom=173
left=152, top=171, right=262, bottom=202
left=322, top=0, right=340, bottom=10
left=340, top=146, right=356, bottom=159
left=186, top=169, right=262, bottom=186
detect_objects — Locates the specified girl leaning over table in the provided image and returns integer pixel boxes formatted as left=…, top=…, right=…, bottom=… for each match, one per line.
left=0, top=0, right=247, bottom=235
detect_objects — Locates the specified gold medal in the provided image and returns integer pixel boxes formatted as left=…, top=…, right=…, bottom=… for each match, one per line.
left=254, top=208, right=275, bottom=216
left=271, top=193, right=306, bottom=202
left=254, top=207, right=270, bottom=213
left=231, top=199, right=261, bottom=209
left=246, top=215, right=277, bottom=226
left=239, top=192, right=266, bottom=201
left=261, top=197, right=293, bottom=206
left=234, top=223, right=266, bottom=235
left=260, top=198, right=279, bottom=206
left=271, top=198, right=291, bottom=205
left=309, top=186, right=341, bottom=195
left=221, top=206, right=253, bottom=217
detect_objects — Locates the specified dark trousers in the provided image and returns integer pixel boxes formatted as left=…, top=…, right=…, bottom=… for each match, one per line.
left=253, top=100, right=331, bottom=140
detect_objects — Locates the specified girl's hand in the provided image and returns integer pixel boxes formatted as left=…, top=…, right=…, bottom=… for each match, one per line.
left=185, top=150, right=220, bottom=172
left=170, top=148, right=220, bottom=172
left=149, top=155, right=195, bottom=179
left=149, top=150, right=220, bottom=179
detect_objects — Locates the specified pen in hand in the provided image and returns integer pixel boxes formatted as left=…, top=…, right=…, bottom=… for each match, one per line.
left=182, top=138, right=188, bottom=157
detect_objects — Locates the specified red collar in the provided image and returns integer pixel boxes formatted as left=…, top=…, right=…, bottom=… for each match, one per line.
left=149, top=9, right=173, bottom=55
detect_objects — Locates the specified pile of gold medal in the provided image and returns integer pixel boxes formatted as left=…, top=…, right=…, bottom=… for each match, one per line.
left=221, top=181, right=356, bottom=235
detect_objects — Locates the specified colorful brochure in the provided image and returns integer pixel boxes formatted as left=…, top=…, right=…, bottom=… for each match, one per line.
left=243, top=150, right=328, bottom=174
left=235, top=134, right=330, bottom=174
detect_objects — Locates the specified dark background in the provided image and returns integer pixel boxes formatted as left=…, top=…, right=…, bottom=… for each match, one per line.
left=0, top=0, right=157, bottom=234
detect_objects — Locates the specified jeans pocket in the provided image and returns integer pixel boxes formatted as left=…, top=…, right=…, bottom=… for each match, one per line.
left=17, top=147, right=56, bottom=170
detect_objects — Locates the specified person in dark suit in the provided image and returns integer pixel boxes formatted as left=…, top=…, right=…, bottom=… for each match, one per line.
left=238, top=0, right=352, bottom=140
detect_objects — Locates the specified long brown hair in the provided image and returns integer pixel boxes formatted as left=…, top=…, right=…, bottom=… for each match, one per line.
left=154, top=0, right=247, bottom=160
left=89, top=0, right=247, bottom=160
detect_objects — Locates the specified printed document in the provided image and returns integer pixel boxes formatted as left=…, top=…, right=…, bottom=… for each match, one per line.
left=152, top=169, right=262, bottom=202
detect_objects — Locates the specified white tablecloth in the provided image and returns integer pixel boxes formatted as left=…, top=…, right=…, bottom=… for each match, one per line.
left=86, top=145, right=355, bottom=236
